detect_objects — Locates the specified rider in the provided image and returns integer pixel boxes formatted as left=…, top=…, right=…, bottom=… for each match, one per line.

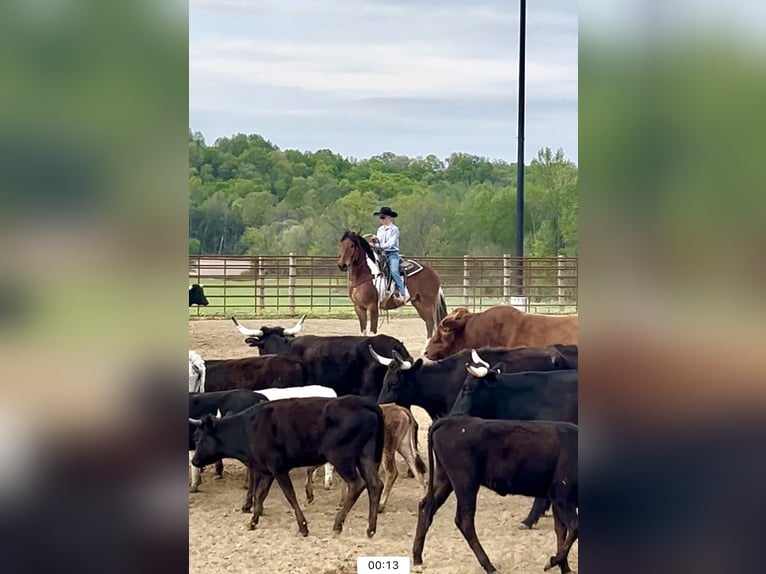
left=371, top=206, right=409, bottom=304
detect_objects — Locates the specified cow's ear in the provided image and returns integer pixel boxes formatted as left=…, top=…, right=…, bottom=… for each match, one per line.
left=442, top=307, right=470, bottom=331
left=412, top=358, right=424, bottom=371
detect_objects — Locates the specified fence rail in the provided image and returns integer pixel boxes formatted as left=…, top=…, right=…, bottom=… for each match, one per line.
left=189, top=255, right=577, bottom=318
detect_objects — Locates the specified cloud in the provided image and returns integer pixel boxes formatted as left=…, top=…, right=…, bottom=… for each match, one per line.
left=189, top=0, right=578, bottom=161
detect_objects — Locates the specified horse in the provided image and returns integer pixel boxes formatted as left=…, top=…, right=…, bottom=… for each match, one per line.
left=337, top=231, right=448, bottom=340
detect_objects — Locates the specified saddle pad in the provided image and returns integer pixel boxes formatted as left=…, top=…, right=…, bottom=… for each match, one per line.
left=401, top=259, right=423, bottom=277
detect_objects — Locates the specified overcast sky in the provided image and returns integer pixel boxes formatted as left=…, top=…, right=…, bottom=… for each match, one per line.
left=190, top=0, right=577, bottom=164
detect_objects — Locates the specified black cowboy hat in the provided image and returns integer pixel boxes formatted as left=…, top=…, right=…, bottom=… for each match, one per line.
left=373, top=206, right=398, bottom=218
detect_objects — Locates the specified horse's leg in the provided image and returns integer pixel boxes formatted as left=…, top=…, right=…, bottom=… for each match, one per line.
left=355, top=303, right=368, bottom=336
left=411, top=295, right=436, bottom=341
left=369, top=302, right=379, bottom=335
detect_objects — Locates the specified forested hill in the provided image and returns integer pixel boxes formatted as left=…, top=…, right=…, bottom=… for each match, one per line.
left=189, top=131, right=577, bottom=257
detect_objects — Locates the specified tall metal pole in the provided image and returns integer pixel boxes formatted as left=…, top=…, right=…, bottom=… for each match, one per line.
left=515, top=0, right=526, bottom=293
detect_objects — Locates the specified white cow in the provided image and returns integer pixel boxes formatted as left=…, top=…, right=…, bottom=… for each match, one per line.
left=254, top=385, right=337, bottom=492
left=189, top=351, right=205, bottom=392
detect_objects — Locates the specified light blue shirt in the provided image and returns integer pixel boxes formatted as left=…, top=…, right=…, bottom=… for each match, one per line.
left=376, top=222, right=400, bottom=252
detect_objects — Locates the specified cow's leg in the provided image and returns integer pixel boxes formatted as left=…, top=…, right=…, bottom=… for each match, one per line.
left=241, top=469, right=256, bottom=512
left=544, top=501, right=578, bottom=574
left=214, top=458, right=224, bottom=479
left=453, top=487, right=498, bottom=574
left=358, top=455, right=383, bottom=537
left=331, top=459, right=366, bottom=534
left=189, top=452, right=201, bottom=493
left=249, top=473, right=273, bottom=530
left=520, top=497, right=551, bottom=529
left=378, top=445, right=397, bottom=513
left=273, top=470, right=310, bottom=537
left=398, top=437, right=427, bottom=495
left=305, top=467, right=315, bottom=504
left=412, top=471, right=453, bottom=566
left=324, top=463, right=334, bottom=489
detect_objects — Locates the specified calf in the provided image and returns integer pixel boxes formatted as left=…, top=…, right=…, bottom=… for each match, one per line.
left=377, top=403, right=427, bottom=512
left=413, top=417, right=578, bottom=574
left=254, top=385, right=338, bottom=500
left=188, top=350, right=206, bottom=392
left=188, top=390, right=268, bottom=492
left=190, top=396, right=384, bottom=537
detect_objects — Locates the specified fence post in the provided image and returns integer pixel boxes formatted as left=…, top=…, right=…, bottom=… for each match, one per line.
left=288, top=253, right=296, bottom=315
left=557, top=255, right=565, bottom=309
left=463, top=255, right=470, bottom=307
left=258, top=256, right=265, bottom=311
left=503, top=254, right=512, bottom=303
left=222, top=258, right=227, bottom=316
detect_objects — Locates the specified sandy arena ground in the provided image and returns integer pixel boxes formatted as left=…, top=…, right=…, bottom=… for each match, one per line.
left=189, top=317, right=578, bottom=574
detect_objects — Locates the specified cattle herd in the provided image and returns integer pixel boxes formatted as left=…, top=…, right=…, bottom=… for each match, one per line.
left=189, top=284, right=579, bottom=573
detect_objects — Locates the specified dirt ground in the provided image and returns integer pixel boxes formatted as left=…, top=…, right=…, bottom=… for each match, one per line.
left=189, top=317, right=578, bottom=574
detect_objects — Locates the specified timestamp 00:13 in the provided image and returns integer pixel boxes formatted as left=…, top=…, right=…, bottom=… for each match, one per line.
left=357, top=557, right=410, bottom=574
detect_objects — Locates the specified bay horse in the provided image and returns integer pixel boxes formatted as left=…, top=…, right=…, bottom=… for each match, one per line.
left=337, top=231, right=447, bottom=339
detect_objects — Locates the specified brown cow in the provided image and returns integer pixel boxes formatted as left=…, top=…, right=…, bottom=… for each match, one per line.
left=424, top=305, right=578, bottom=360
left=336, top=403, right=427, bottom=512
left=202, top=355, right=306, bottom=392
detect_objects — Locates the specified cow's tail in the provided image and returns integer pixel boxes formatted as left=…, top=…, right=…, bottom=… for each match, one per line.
left=434, top=287, right=448, bottom=325
left=405, top=408, right=427, bottom=475
left=371, top=403, right=385, bottom=465
left=422, top=421, right=437, bottom=516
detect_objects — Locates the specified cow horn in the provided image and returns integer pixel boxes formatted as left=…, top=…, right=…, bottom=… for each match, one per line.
left=188, top=418, right=202, bottom=426
left=392, top=350, right=412, bottom=370
left=189, top=285, right=193, bottom=291
left=215, top=409, right=222, bottom=419
left=369, top=345, right=393, bottom=366
left=231, top=317, right=263, bottom=337
left=283, top=315, right=306, bottom=336
left=471, top=349, right=490, bottom=368
left=466, top=363, right=489, bottom=378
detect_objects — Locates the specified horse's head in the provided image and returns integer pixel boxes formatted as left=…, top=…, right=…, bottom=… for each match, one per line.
left=338, top=230, right=374, bottom=271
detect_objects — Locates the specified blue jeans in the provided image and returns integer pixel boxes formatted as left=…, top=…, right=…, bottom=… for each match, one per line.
left=385, top=251, right=405, bottom=295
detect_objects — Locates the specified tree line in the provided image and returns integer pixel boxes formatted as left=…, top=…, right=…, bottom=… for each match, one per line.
left=189, top=130, right=577, bottom=258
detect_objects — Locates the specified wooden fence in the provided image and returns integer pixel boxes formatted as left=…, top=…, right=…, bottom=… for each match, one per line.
left=188, top=255, right=577, bottom=318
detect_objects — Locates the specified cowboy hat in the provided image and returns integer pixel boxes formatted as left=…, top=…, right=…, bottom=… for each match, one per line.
left=373, top=206, right=398, bottom=218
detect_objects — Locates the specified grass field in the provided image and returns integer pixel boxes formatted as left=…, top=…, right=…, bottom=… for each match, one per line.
left=189, top=278, right=576, bottom=319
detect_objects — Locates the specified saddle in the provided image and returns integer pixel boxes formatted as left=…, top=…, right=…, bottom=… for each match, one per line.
left=368, top=248, right=424, bottom=309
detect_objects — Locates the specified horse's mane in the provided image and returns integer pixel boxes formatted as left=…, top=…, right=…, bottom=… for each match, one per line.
left=341, top=230, right=376, bottom=263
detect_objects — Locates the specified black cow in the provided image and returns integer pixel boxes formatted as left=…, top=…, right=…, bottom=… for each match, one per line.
left=374, top=346, right=572, bottom=421
left=413, top=416, right=578, bottom=574
left=190, top=396, right=384, bottom=537
left=203, top=355, right=307, bottom=392
left=188, top=390, right=268, bottom=492
left=450, top=365, right=578, bottom=424
left=450, top=357, right=579, bottom=528
left=189, top=284, right=209, bottom=306
left=231, top=316, right=412, bottom=398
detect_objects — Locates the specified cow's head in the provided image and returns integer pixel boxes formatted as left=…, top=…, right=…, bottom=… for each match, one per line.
left=450, top=350, right=502, bottom=416
left=424, top=307, right=472, bottom=360
left=371, top=346, right=424, bottom=407
left=189, top=284, right=209, bottom=306
left=231, top=316, right=305, bottom=355
left=189, top=412, right=223, bottom=467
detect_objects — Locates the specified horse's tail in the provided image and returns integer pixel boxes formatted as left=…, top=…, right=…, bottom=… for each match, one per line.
left=434, top=287, right=448, bottom=325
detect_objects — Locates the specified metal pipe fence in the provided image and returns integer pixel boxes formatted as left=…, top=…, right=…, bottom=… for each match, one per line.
left=189, top=255, right=577, bottom=318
